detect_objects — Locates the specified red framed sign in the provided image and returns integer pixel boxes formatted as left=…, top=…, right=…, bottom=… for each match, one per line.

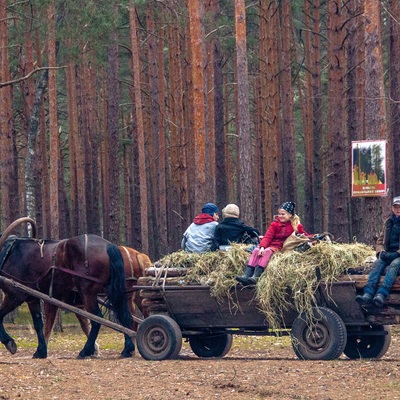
left=351, top=140, right=387, bottom=197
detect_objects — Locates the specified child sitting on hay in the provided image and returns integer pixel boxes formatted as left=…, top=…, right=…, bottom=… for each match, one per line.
left=236, top=201, right=312, bottom=285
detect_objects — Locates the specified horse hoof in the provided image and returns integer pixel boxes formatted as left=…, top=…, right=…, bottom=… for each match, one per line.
left=77, top=349, right=96, bottom=359
left=33, top=352, right=47, bottom=359
left=120, top=351, right=134, bottom=358
left=6, top=340, right=17, bottom=355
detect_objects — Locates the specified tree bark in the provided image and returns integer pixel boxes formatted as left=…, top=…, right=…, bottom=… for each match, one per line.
left=388, top=0, right=400, bottom=196
left=235, top=0, right=254, bottom=225
left=279, top=1, right=297, bottom=205
left=362, top=0, right=387, bottom=244
left=188, top=0, right=207, bottom=210
left=106, top=21, right=120, bottom=243
left=326, top=0, right=350, bottom=242
left=47, top=1, right=60, bottom=239
left=129, top=3, right=149, bottom=254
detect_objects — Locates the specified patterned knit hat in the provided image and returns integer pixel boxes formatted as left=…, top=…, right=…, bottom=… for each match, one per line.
left=222, top=204, right=240, bottom=218
left=279, top=201, right=295, bottom=215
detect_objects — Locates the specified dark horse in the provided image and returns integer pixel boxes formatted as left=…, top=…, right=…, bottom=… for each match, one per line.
left=0, top=218, right=135, bottom=359
left=42, top=245, right=151, bottom=352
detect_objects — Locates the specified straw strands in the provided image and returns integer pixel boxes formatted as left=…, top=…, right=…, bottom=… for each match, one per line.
left=256, top=242, right=374, bottom=329
left=154, top=245, right=251, bottom=300
left=153, top=242, right=374, bottom=328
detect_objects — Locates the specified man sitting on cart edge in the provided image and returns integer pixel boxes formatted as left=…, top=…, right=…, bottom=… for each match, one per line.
left=356, top=196, right=400, bottom=308
left=181, top=203, right=219, bottom=253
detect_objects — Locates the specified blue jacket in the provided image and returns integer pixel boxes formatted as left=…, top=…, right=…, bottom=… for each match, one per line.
left=181, top=214, right=218, bottom=253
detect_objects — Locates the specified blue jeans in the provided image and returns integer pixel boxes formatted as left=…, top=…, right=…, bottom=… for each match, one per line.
left=364, top=257, right=400, bottom=299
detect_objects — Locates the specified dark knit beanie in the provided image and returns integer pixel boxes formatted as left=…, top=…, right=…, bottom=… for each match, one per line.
left=201, top=203, right=219, bottom=216
left=280, top=201, right=295, bottom=215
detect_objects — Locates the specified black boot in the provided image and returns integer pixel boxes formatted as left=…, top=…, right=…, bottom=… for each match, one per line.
left=236, top=266, right=255, bottom=285
left=247, top=266, right=265, bottom=285
left=355, top=292, right=373, bottom=306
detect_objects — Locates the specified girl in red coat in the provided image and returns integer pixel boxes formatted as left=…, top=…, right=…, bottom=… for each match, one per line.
left=236, top=201, right=308, bottom=285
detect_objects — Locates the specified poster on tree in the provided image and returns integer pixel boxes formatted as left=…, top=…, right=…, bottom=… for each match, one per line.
left=351, top=140, right=387, bottom=197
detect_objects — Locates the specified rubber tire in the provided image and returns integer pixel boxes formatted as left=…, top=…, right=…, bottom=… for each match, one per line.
left=136, top=315, right=182, bottom=361
left=344, top=325, right=391, bottom=359
left=189, top=333, right=233, bottom=358
left=291, top=307, right=347, bottom=360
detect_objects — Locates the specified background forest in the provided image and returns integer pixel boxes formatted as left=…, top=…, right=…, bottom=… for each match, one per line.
left=0, top=0, right=399, bottom=262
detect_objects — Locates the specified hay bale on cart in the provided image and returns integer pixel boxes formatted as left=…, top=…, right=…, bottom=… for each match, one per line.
left=136, top=242, right=394, bottom=361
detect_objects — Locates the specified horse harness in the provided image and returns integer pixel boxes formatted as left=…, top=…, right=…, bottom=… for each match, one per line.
left=120, top=246, right=137, bottom=282
left=49, top=234, right=105, bottom=286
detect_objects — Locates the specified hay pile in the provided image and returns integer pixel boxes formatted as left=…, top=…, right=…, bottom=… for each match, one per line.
left=153, top=242, right=374, bottom=328
left=256, top=242, right=375, bottom=329
left=153, top=244, right=251, bottom=300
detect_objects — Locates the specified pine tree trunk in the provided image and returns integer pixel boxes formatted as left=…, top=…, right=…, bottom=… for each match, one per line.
left=188, top=0, right=207, bottom=210
left=326, top=0, right=350, bottom=241
left=389, top=0, right=400, bottom=196
left=279, top=1, right=297, bottom=205
left=362, top=0, right=387, bottom=244
left=235, top=0, right=254, bottom=224
left=347, top=0, right=366, bottom=241
left=47, top=1, right=60, bottom=239
left=129, top=2, right=149, bottom=254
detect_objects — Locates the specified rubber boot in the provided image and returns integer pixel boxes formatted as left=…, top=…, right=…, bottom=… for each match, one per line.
left=355, top=292, right=373, bottom=306
left=236, top=266, right=255, bottom=285
left=247, top=266, right=265, bottom=285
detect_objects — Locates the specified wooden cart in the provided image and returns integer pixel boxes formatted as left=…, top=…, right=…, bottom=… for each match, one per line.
left=134, top=271, right=396, bottom=361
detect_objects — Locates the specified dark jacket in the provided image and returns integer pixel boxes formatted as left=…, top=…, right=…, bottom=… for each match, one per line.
left=375, top=214, right=400, bottom=255
left=259, top=216, right=307, bottom=252
left=214, top=217, right=259, bottom=247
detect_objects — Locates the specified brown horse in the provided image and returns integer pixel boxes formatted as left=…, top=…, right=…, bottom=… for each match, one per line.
left=0, top=220, right=135, bottom=359
left=42, top=245, right=151, bottom=348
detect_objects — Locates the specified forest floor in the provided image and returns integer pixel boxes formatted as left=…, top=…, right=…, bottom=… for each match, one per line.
left=1, top=322, right=400, bottom=400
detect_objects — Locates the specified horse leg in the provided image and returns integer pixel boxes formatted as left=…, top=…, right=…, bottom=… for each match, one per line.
left=43, top=300, right=100, bottom=356
left=120, top=292, right=137, bottom=357
left=75, top=312, right=99, bottom=356
left=28, top=300, right=48, bottom=359
left=0, top=294, right=22, bottom=354
left=77, top=302, right=102, bottom=359
left=43, top=302, right=59, bottom=344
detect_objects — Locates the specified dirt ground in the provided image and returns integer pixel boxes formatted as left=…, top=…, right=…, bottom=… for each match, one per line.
left=1, top=325, right=400, bottom=400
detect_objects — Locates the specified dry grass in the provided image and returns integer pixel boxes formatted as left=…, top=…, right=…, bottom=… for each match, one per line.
left=256, top=241, right=374, bottom=329
left=155, top=241, right=374, bottom=329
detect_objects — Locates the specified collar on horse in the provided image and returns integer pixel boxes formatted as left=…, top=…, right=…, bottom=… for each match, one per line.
left=0, top=236, right=18, bottom=272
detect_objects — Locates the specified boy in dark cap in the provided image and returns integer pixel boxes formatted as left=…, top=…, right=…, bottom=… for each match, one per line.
left=356, top=196, right=400, bottom=308
left=181, top=203, right=219, bottom=253
left=236, top=201, right=309, bottom=285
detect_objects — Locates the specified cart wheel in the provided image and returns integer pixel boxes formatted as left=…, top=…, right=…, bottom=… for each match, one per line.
left=291, top=307, right=347, bottom=360
left=137, top=315, right=182, bottom=361
left=344, top=325, right=391, bottom=359
left=189, top=333, right=233, bottom=358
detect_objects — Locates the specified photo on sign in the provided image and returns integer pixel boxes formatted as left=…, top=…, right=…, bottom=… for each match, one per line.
left=351, top=140, right=387, bottom=197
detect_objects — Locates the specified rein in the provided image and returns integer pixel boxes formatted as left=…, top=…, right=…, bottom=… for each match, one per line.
left=49, top=265, right=105, bottom=284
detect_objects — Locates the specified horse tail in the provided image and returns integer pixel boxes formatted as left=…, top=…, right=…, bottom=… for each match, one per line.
left=107, top=244, right=133, bottom=329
